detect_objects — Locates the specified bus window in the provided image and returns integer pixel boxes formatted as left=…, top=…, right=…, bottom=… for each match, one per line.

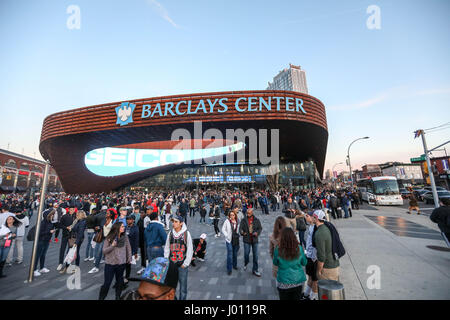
left=374, top=180, right=399, bottom=195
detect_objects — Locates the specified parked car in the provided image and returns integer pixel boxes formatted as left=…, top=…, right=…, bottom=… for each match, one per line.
left=399, top=188, right=412, bottom=199
left=414, top=187, right=447, bottom=201
left=414, top=189, right=429, bottom=201
left=422, top=190, right=450, bottom=204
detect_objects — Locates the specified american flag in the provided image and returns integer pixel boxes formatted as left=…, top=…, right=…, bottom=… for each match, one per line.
left=414, top=130, right=423, bottom=139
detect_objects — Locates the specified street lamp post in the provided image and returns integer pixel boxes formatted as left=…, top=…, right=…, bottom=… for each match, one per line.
left=332, top=162, right=344, bottom=190
left=347, top=137, right=369, bottom=188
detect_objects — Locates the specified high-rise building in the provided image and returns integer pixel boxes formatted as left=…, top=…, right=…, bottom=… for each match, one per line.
left=267, top=64, right=308, bottom=94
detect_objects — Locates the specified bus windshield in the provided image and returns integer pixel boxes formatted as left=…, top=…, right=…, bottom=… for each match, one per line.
left=373, top=180, right=400, bottom=195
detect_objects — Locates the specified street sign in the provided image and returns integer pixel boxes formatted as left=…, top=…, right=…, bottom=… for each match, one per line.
left=410, top=154, right=426, bottom=162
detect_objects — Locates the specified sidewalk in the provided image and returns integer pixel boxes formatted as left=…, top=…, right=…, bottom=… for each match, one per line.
left=333, top=204, right=450, bottom=300
left=1, top=204, right=448, bottom=300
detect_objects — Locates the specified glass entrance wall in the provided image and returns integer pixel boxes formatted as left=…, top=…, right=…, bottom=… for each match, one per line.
left=129, top=160, right=318, bottom=190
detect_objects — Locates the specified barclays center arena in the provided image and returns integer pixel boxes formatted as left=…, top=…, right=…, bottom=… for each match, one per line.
left=39, top=90, right=327, bottom=194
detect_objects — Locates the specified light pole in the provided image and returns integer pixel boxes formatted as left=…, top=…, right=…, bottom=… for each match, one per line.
left=332, top=162, right=344, bottom=189
left=347, top=137, right=369, bottom=188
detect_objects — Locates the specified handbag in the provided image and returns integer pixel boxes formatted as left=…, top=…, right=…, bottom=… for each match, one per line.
left=68, top=236, right=76, bottom=248
left=231, top=220, right=239, bottom=246
left=93, top=230, right=104, bottom=243
left=64, top=244, right=77, bottom=264
left=231, top=232, right=239, bottom=246
left=4, top=239, right=11, bottom=248
left=27, top=225, right=36, bottom=241
left=296, top=216, right=306, bottom=232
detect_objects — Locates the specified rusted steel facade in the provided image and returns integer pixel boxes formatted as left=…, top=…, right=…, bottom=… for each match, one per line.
left=39, top=90, right=328, bottom=194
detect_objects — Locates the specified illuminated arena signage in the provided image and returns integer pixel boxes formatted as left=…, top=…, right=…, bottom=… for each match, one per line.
left=84, top=142, right=245, bottom=177
left=140, top=96, right=306, bottom=120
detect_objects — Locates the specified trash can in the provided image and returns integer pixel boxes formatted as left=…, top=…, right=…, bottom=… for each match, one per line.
left=318, top=279, right=345, bottom=300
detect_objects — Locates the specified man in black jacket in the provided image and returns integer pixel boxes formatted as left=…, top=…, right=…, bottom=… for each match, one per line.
left=329, top=194, right=339, bottom=220
left=282, top=197, right=300, bottom=230
left=56, top=204, right=76, bottom=271
left=136, top=210, right=148, bottom=274
left=124, top=215, right=140, bottom=285
left=239, top=208, right=262, bottom=277
left=430, top=198, right=450, bottom=246
left=178, top=199, right=189, bottom=226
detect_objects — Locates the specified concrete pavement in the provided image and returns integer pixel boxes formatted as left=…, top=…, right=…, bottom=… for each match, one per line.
left=1, top=203, right=449, bottom=300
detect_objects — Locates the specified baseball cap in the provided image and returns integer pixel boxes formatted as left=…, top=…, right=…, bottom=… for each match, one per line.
left=306, top=210, right=314, bottom=216
left=200, top=233, right=207, bottom=240
left=119, top=207, right=127, bottom=212
left=129, top=257, right=178, bottom=289
left=170, top=214, right=185, bottom=223
left=101, top=205, right=108, bottom=210
left=313, top=210, right=326, bottom=221
left=126, top=215, right=135, bottom=220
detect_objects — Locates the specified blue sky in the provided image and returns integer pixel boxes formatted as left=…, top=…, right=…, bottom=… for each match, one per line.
left=1, top=0, right=449, bottom=175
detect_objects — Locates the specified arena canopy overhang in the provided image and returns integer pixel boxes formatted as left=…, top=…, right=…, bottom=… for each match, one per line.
left=39, top=90, right=328, bottom=194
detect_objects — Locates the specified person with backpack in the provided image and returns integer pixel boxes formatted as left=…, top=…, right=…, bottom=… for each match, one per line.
left=430, top=198, right=450, bottom=246
left=329, top=194, right=339, bottom=220
left=313, top=210, right=340, bottom=281
left=260, top=195, right=269, bottom=215
left=295, top=211, right=307, bottom=248
left=144, top=212, right=167, bottom=263
left=164, top=214, right=193, bottom=300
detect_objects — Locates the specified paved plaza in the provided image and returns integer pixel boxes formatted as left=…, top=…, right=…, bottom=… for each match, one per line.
left=1, top=203, right=449, bottom=300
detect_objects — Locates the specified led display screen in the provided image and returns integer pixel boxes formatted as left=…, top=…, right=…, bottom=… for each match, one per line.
left=84, top=142, right=245, bottom=177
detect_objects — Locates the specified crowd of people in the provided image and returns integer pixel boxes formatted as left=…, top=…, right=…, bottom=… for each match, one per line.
left=1, top=186, right=448, bottom=300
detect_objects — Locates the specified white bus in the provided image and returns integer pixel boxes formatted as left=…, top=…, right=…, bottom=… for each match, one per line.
left=357, top=176, right=404, bottom=206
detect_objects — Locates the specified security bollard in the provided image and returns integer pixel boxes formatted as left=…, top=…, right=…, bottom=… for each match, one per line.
left=318, top=279, right=345, bottom=300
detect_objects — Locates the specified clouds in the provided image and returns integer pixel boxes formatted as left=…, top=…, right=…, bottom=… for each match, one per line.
left=147, top=0, right=179, bottom=28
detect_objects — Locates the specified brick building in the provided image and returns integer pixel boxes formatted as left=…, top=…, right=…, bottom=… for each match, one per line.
left=0, top=149, right=62, bottom=194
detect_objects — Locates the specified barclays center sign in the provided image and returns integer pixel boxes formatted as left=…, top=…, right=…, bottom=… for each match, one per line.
left=115, top=96, right=307, bottom=126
